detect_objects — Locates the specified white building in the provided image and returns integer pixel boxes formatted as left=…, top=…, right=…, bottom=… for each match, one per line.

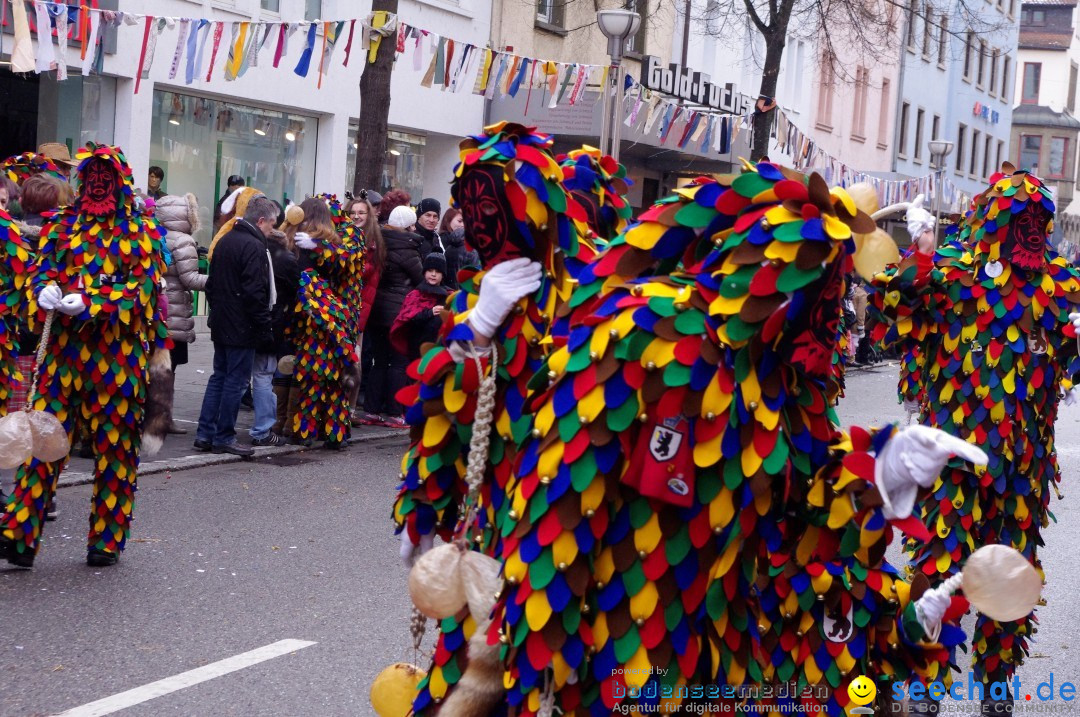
left=1, top=0, right=491, bottom=245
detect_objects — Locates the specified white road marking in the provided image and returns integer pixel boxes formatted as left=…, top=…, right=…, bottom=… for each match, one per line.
left=53, top=639, right=317, bottom=717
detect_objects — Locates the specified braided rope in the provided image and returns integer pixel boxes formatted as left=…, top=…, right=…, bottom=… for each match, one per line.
left=459, top=342, right=498, bottom=533
left=25, top=310, right=55, bottom=412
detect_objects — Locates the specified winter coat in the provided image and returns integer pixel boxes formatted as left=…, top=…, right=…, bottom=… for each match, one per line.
left=442, top=228, right=479, bottom=290
left=268, top=232, right=300, bottom=358
left=390, top=282, right=449, bottom=358
left=415, top=226, right=445, bottom=260
left=357, top=253, right=381, bottom=334
left=371, top=226, right=423, bottom=328
left=156, top=193, right=207, bottom=344
left=205, top=219, right=273, bottom=350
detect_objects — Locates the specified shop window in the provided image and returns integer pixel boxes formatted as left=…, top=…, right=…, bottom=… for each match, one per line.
left=1019, top=134, right=1041, bottom=173
left=1049, top=136, right=1068, bottom=178
left=347, top=124, right=427, bottom=202
left=149, top=90, right=317, bottom=247
left=36, top=74, right=116, bottom=157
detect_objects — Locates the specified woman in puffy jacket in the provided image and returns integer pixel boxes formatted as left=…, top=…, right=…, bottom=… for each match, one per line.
left=155, top=193, right=206, bottom=435
left=345, top=194, right=384, bottom=423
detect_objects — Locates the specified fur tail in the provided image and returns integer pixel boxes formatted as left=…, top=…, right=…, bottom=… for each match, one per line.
left=141, top=348, right=174, bottom=457
left=437, top=614, right=505, bottom=716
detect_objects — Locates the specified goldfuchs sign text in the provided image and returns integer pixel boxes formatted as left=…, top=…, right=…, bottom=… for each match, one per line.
left=640, top=55, right=754, bottom=115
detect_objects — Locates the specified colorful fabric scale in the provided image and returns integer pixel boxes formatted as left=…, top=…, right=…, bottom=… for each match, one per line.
left=490, top=164, right=960, bottom=716
left=393, top=124, right=603, bottom=715
left=290, top=194, right=365, bottom=444
left=1, top=151, right=66, bottom=184
left=1, top=143, right=168, bottom=559
left=559, top=147, right=633, bottom=248
left=868, top=168, right=1080, bottom=683
left=0, top=210, right=32, bottom=413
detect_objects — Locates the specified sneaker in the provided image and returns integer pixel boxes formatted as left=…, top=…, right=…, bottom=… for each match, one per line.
left=212, top=441, right=255, bottom=457
left=193, top=438, right=212, bottom=452
left=379, top=416, right=408, bottom=428
left=86, top=548, right=118, bottom=567
left=252, top=433, right=284, bottom=447
left=353, top=411, right=383, bottom=426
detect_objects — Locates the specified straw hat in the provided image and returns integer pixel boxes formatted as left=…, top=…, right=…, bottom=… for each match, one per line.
left=37, top=142, right=79, bottom=168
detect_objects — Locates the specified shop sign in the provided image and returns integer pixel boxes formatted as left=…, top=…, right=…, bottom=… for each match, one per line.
left=641, top=55, right=754, bottom=115
left=973, top=102, right=1000, bottom=124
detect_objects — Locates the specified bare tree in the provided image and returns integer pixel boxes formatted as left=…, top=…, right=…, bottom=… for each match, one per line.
left=353, top=0, right=397, bottom=196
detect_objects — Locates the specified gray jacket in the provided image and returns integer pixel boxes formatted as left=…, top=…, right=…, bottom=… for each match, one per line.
left=157, top=193, right=207, bottom=344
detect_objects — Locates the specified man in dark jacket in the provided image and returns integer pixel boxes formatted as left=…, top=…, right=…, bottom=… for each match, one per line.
left=414, top=197, right=444, bottom=258
left=194, top=196, right=277, bottom=456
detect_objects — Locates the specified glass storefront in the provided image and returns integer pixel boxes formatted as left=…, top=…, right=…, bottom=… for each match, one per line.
left=150, top=90, right=318, bottom=245
left=346, top=124, right=426, bottom=201
left=0, top=71, right=115, bottom=161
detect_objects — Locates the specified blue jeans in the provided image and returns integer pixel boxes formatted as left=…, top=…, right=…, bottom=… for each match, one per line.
left=196, top=343, right=256, bottom=446
left=249, top=353, right=277, bottom=440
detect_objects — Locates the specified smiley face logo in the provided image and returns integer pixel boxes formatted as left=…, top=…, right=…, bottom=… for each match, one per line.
left=847, top=675, right=877, bottom=707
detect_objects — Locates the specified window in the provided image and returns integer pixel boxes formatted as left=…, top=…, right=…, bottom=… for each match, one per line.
left=906, top=0, right=918, bottom=48
left=304, top=0, right=321, bottom=20
left=938, top=16, right=948, bottom=65
left=1049, top=136, right=1068, bottom=177
left=899, top=101, right=910, bottom=156
left=983, top=134, right=992, bottom=178
left=970, top=129, right=981, bottom=175
left=1070, top=63, right=1078, bottom=113
left=922, top=7, right=933, bottom=58
left=1022, top=62, right=1041, bottom=103
left=853, top=66, right=869, bottom=138
left=537, top=0, right=565, bottom=27
left=1020, top=135, right=1041, bottom=173
left=260, top=0, right=280, bottom=10
left=977, top=39, right=987, bottom=87
left=1002, top=56, right=1011, bottom=99
left=914, top=108, right=925, bottom=161
left=817, top=52, right=836, bottom=128
left=784, top=40, right=806, bottom=107
left=625, top=0, right=648, bottom=54
left=964, top=31, right=975, bottom=80
left=932, top=114, right=941, bottom=146
left=956, top=124, right=967, bottom=172
left=996, top=140, right=1004, bottom=171
left=1010, top=0, right=1017, bottom=17
left=989, top=50, right=998, bottom=96
left=878, top=79, right=891, bottom=147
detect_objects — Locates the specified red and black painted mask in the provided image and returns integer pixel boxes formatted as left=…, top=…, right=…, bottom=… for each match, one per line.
left=783, top=257, right=845, bottom=380
left=82, top=159, right=119, bottom=216
left=454, top=165, right=525, bottom=266
left=1002, top=201, right=1050, bottom=271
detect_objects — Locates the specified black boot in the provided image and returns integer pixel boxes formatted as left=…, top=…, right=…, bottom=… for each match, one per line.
left=0, top=536, right=35, bottom=568
left=86, top=548, right=119, bottom=567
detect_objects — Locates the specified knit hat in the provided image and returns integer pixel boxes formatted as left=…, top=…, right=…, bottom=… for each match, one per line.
left=388, top=205, right=417, bottom=229
left=417, top=197, right=441, bottom=217
left=423, top=252, right=446, bottom=275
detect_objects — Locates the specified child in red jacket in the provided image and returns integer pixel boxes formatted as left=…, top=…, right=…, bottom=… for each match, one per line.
left=390, top=253, right=450, bottom=362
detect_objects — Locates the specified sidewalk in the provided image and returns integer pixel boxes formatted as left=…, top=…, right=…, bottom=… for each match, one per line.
left=57, top=327, right=405, bottom=488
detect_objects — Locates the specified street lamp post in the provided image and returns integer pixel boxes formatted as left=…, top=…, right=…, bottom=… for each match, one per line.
left=928, top=138, right=955, bottom=244
left=596, top=9, right=641, bottom=162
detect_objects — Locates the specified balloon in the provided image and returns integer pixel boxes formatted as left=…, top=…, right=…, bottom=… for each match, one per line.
left=370, top=663, right=426, bottom=717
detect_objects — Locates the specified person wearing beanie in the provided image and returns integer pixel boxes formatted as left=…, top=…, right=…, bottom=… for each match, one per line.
left=354, top=197, right=424, bottom=428
left=389, top=252, right=450, bottom=365
left=414, top=197, right=444, bottom=258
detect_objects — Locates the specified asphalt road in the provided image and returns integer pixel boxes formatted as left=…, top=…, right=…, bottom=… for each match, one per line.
left=2, top=364, right=1078, bottom=716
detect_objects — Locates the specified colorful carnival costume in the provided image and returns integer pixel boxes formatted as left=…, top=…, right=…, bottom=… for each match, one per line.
left=289, top=195, right=365, bottom=447
left=1, top=152, right=67, bottom=185
left=392, top=124, right=605, bottom=715
left=485, top=165, right=983, bottom=716
left=0, top=143, right=168, bottom=568
left=559, top=147, right=633, bottom=248
left=868, top=167, right=1080, bottom=695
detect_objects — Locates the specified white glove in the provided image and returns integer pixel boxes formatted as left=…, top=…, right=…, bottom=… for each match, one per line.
left=399, top=530, right=435, bottom=568
left=914, top=584, right=952, bottom=642
left=37, top=283, right=63, bottom=311
left=1070, top=311, right=1080, bottom=330
left=875, top=425, right=988, bottom=520
left=58, top=293, right=86, bottom=316
left=294, top=231, right=316, bottom=251
left=468, top=258, right=543, bottom=339
left=1065, top=388, right=1079, bottom=407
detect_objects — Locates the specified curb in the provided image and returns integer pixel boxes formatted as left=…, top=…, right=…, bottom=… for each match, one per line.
left=55, top=428, right=410, bottom=489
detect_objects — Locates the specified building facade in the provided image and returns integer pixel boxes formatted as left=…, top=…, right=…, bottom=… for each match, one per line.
left=893, top=0, right=1019, bottom=205
left=0, top=0, right=491, bottom=245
